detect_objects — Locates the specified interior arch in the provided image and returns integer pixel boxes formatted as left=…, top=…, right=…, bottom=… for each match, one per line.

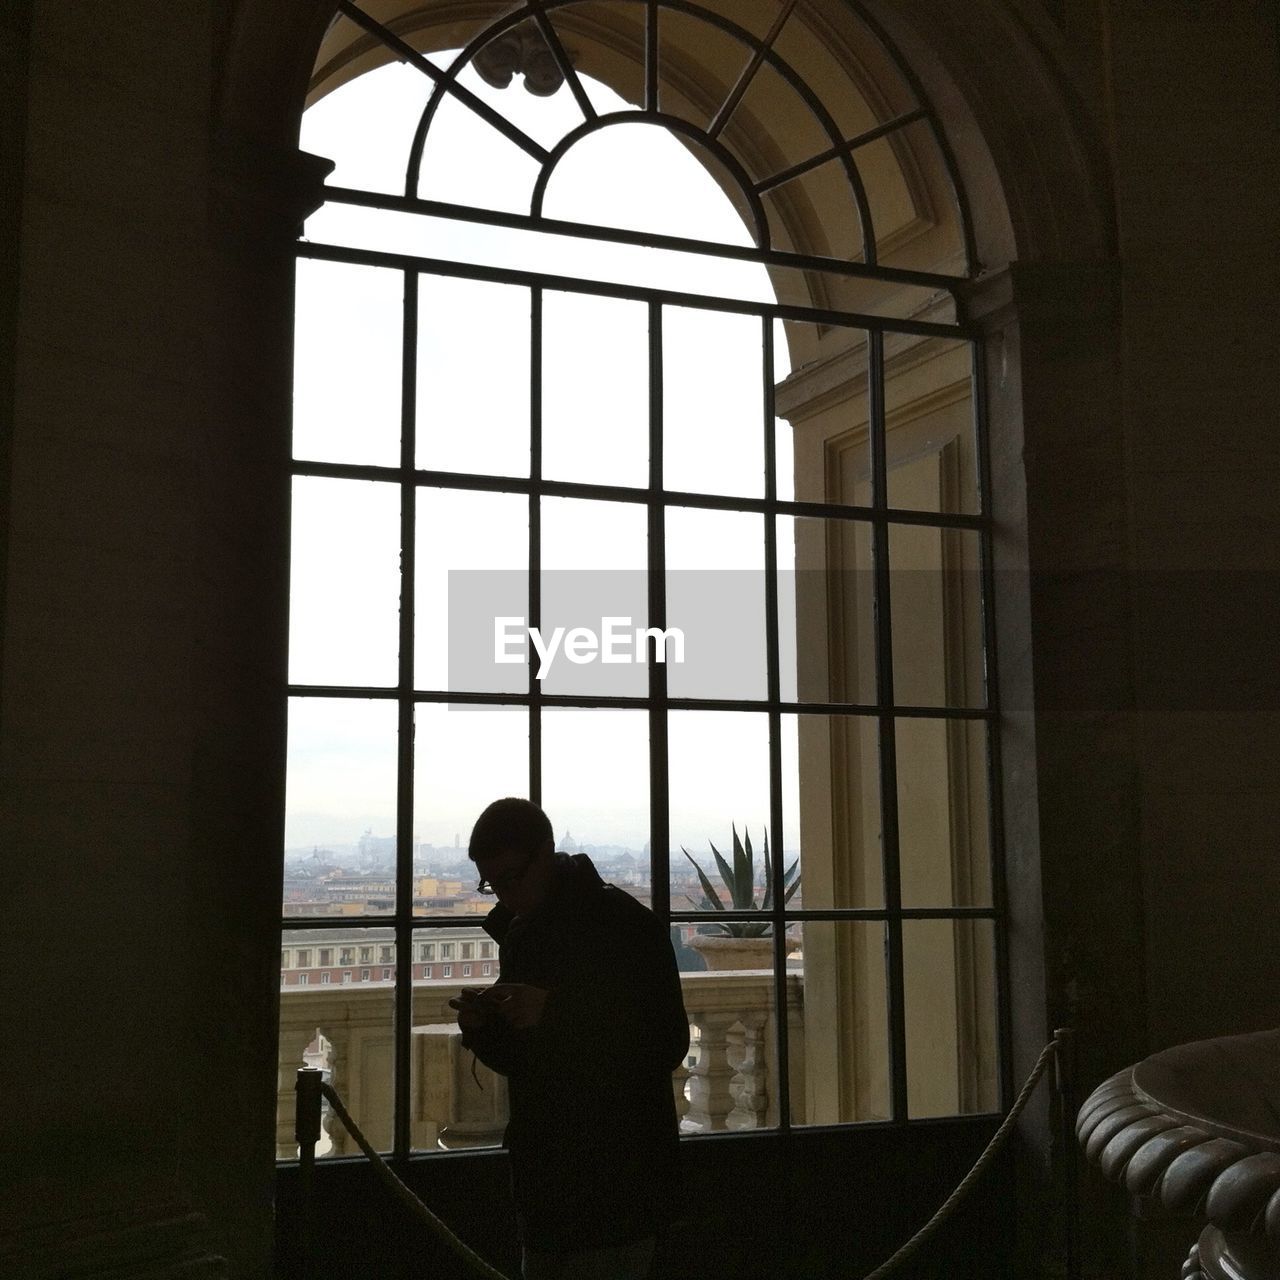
left=213, top=0, right=1120, bottom=1267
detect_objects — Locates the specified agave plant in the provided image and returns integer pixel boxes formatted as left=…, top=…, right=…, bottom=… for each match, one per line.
left=682, top=825, right=800, bottom=938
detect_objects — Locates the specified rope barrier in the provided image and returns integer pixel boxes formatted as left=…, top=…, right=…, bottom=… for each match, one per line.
left=302, top=1028, right=1070, bottom=1280
left=858, top=1029, right=1068, bottom=1280
left=319, top=1082, right=513, bottom=1280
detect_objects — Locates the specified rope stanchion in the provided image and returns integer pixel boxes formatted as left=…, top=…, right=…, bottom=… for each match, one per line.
left=294, top=1067, right=324, bottom=1268
left=319, top=1080, right=515, bottom=1280
left=296, top=1030, right=1073, bottom=1280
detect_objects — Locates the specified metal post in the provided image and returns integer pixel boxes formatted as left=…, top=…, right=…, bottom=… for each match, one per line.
left=295, top=1066, right=324, bottom=1269
left=1052, top=1028, right=1080, bottom=1280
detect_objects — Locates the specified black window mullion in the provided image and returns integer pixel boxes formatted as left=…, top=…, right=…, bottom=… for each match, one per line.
left=971, top=338, right=1015, bottom=1108
left=526, top=1, right=597, bottom=123
left=321, top=184, right=967, bottom=299
left=393, top=269, right=418, bottom=1160
left=647, top=302, right=670, bottom=917
left=297, top=239, right=969, bottom=343
left=289, top=455, right=988, bottom=534
left=530, top=287, right=543, bottom=805
left=868, top=329, right=909, bottom=1123
left=762, top=315, right=791, bottom=1131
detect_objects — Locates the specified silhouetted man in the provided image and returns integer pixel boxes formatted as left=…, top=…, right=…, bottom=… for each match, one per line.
left=451, top=797, right=689, bottom=1280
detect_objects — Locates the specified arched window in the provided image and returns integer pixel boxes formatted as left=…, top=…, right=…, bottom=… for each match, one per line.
left=278, top=0, right=1005, bottom=1161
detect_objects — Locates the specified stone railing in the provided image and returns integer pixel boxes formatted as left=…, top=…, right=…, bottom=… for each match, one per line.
left=277, top=969, right=805, bottom=1158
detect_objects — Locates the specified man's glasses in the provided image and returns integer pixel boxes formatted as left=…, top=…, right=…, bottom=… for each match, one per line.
left=476, top=847, right=542, bottom=895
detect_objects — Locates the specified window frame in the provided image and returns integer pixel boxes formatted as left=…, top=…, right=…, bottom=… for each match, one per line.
left=282, top=0, right=1012, bottom=1160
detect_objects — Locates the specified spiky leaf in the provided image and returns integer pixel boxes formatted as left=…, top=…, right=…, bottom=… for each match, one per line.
left=733, top=825, right=753, bottom=909
left=708, top=839, right=736, bottom=900
left=762, top=831, right=774, bottom=911
left=682, top=847, right=725, bottom=912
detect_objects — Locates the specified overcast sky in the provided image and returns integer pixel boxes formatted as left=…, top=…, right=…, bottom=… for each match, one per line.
left=286, top=53, right=802, bottom=861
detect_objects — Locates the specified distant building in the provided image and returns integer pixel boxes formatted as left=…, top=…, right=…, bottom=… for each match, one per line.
left=280, top=924, right=497, bottom=986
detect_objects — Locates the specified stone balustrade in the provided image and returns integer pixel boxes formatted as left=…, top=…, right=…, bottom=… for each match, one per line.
left=277, top=969, right=805, bottom=1158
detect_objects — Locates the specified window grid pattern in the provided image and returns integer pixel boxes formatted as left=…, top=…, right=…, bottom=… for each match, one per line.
left=285, top=0, right=1011, bottom=1161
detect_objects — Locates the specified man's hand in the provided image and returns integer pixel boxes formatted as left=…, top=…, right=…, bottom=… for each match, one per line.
left=486, top=983, right=549, bottom=1030
left=448, top=987, right=498, bottom=1032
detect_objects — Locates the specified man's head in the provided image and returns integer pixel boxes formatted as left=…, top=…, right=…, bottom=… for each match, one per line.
left=469, top=797, right=556, bottom=916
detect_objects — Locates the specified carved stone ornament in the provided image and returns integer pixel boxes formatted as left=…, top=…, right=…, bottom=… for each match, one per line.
left=473, top=22, right=565, bottom=98
left=1077, top=1028, right=1280, bottom=1279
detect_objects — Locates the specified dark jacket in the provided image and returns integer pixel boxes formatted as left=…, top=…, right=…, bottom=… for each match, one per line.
left=463, top=853, right=690, bottom=1251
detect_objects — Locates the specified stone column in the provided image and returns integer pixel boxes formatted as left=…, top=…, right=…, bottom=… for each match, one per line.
left=963, top=261, right=1136, bottom=1279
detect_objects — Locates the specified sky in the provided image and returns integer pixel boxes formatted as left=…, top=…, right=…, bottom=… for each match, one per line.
left=285, top=51, right=804, bottom=861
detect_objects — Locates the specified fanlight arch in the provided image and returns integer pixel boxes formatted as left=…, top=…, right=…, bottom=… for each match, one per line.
left=311, top=0, right=975, bottom=283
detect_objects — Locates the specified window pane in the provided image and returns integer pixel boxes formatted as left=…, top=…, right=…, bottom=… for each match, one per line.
left=413, top=703, right=527, bottom=915
left=539, top=498, right=648, bottom=698
left=284, top=698, right=398, bottom=916
left=416, top=488, right=528, bottom=695
left=764, top=165, right=863, bottom=274
left=665, top=508, right=766, bottom=702
left=541, top=708, right=649, bottom=887
left=774, top=318, right=871, bottom=508
left=740, top=63, right=833, bottom=189
left=663, top=306, right=764, bottom=498
left=888, top=524, right=985, bottom=708
left=293, top=258, right=401, bottom=467
left=781, top=713, right=882, bottom=910
left=883, top=300, right=975, bottom=520
left=412, top=923, right=509, bottom=1152
left=299, top=60, right=434, bottom=197
left=864, top=148, right=967, bottom=294
left=277, top=928, right=396, bottom=1159
left=289, top=476, right=400, bottom=688
left=789, top=921, right=889, bottom=1125
left=415, top=65, right=542, bottom=213
left=542, top=292, right=648, bottom=488
left=650, top=11, right=753, bottom=133
left=541, top=120, right=762, bottom=254
left=542, top=496, right=648, bottom=572
left=904, top=919, right=998, bottom=1118
left=417, top=276, right=530, bottom=477
left=669, top=711, right=770, bottom=914
left=774, top=16, right=903, bottom=141
left=778, top=515, right=876, bottom=705
left=679, top=954, right=779, bottom=1132
left=896, top=717, right=991, bottom=908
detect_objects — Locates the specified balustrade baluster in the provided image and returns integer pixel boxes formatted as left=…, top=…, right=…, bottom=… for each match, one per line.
left=727, top=1011, right=768, bottom=1129
left=672, top=1057, right=692, bottom=1128
left=685, top=1012, right=739, bottom=1131
left=322, top=1031, right=347, bottom=1156
left=276, top=1024, right=319, bottom=1159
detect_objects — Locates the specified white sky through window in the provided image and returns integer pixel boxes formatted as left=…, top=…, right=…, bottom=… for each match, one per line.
left=288, top=57, right=798, bottom=860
